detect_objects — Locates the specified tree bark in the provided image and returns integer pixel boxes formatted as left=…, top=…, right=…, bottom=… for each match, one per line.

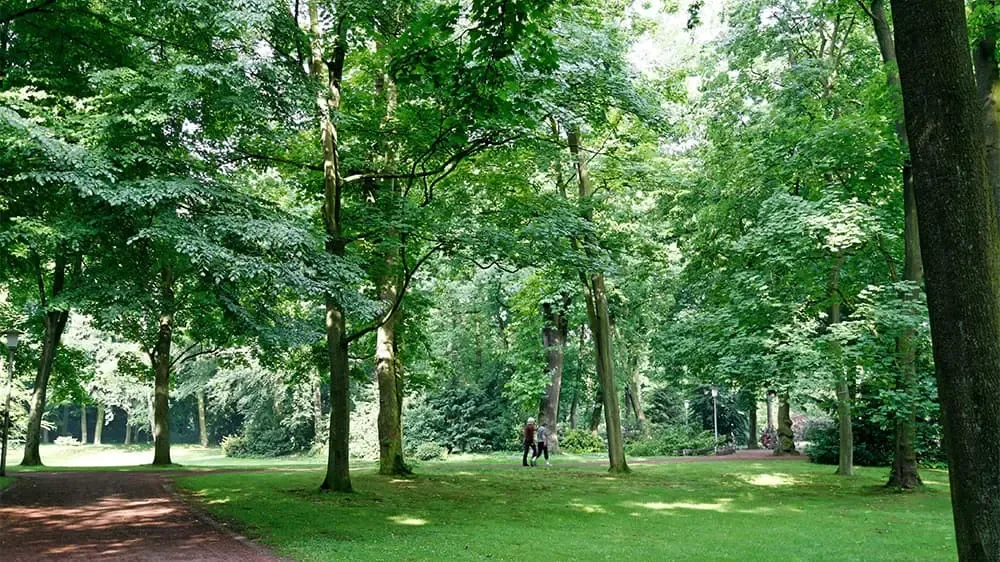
left=973, top=0, right=1000, bottom=216
left=588, top=388, right=603, bottom=433
left=21, top=257, right=69, bottom=466
left=152, top=265, right=174, bottom=465
left=567, top=127, right=628, bottom=473
left=828, top=254, right=853, bottom=476
left=313, top=378, right=323, bottom=441
left=765, top=390, right=776, bottom=429
left=747, top=398, right=759, bottom=449
left=124, top=421, right=132, bottom=446
left=540, top=297, right=568, bottom=453
left=309, top=1, right=352, bottom=493
left=80, top=404, right=88, bottom=445
left=864, top=0, right=925, bottom=491
left=774, top=394, right=798, bottom=455
left=376, top=303, right=408, bottom=475
left=93, top=404, right=104, bottom=445
left=196, top=390, right=208, bottom=447
left=891, top=0, right=1000, bottom=557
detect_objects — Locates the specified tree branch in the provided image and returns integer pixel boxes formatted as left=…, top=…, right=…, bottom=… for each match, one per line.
left=0, top=0, right=55, bottom=23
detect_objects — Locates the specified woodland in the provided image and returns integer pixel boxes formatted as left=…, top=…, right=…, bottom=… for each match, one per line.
left=3, top=0, right=1000, bottom=559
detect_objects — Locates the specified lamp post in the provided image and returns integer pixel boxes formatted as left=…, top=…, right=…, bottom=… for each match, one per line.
left=710, top=385, right=719, bottom=451
left=683, top=399, right=690, bottom=426
left=1, top=329, right=21, bottom=477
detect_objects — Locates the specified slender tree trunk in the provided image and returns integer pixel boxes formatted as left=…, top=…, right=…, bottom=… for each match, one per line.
left=973, top=0, right=1000, bottom=217
left=196, top=390, right=208, bottom=447
left=60, top=404, right=69, bottom=436
left=376, top=304, right=408, bottom=475
left=766, top=390, right=776, bottom=429
left=748, top=400, right=759, bottom=449
left=892, top=1, right=1000, bottom=556
left=152, top=266, right=174, bottom=465
left=588, top=387, right=603, bottom=433
left=827, top=255, right=853, bottom=476
left=627, top=367, right=647, bottom=434
left=124, top=421, right=132, bottom=446
left=774, top=395, right=798, bottom=455
left=567, top=127, right=628, bottom=473
left=93, top=404, right=104, bottom=445
left=540, top=297, right=568, bottom=453
left=309, top=2, right=352, bottom=492
left=80, top=404, right=88, bottom=445
left=865, top=0, right=925, bottom=491
left=313, top=378, right=323, bottom=441
left=21, top=257, right=69, bottom=466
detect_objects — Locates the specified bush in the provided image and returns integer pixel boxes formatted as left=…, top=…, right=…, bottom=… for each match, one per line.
left=221, top=434, right=250, bottom=457
left=625, top=426, right=717, bottom=457
left=803, top=420, right=838, bottom=464
left=560, top=429, right=605, bottom=453
left=54, top=435, right=81, bottom=446
left=413, top=442, right=445, bottom=461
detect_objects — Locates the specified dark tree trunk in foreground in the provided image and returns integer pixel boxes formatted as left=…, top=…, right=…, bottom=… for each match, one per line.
left=540, top=298, right=568, bottom=453
left=568, top=127, right=628, bottom=474
left=152, top=265, right=175, bottom=466
left=892, top=0, right=1000, bottom=557
left=21, top=257, right=69, bottom=466
left=774, top=395, right=797, bottom=455
left=864, top=0, right=924, bottom=491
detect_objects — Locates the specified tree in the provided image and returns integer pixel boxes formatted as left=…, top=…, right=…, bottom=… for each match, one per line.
left=891, top=0, right=1000, bottom=558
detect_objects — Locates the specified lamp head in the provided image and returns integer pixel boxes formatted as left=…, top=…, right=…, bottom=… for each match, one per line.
left=3, top=329, right=21, bottom=350
left=711, top=385, right=719, bottom=397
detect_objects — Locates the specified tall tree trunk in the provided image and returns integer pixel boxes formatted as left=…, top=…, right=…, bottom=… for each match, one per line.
left=540, top=297, right=568, bottom=453
left=152, top=265, right=174, bottom=466
left=313, top=379, right=323, bottom=441
left=124, top=421, right=132, bottom=446
left=196, top=390, right=208, bottom=447
left=80, top=404, right=88, bottom=445
left=588, top=387, right=603, bottom=433
left=569, top=389, right=578, bottom=430
left=21, top=257, right=69, bottom=466
left=865, top=0, right=925, bottom=491
left=766, top=390, right=776, bottom=429
left=828, top=255, right=853, bottom=476
left=892, top=1, right=1000, bottom=557
left=60, top=404, right=69, bottom=436
left=309, top=1, right=352, bottom=493
left=93, top=404, right=104, bottom=445
left=774, top=394, right=798, bottom=455
left=376, top=304, right=408, bottom=476
left=747, top=399, right=759, bottom=449
left=567, top=127, right=628, bottom=473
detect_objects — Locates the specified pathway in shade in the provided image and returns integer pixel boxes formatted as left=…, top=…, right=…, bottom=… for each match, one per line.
left=0, top=471, right=282, bottom=561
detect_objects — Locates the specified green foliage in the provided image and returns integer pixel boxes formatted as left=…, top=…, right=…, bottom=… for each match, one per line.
left=625, top=425, right=717, bottom=457
left=412, top=442, right=446, bottom=461
left=220, top=434, right=250, bottom=458
left=560, top=428, right=604, bottom=453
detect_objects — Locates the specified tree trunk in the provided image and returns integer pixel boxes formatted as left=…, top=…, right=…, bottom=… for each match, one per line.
left=973, top=1, right=1000, bottom=216
left=376, top=304, right=409, bottom=476
left=540, top=298, right=568, bottom=453
left=588, top=388, right=603, bottom=432
left=892, top=1, right=1000, bottom=557
left=828, top=255, right=853, bottom=476
left=152, top=265, right=174, bottom=465
left=80, top=404, right=88, bottom=445
left=865, top=0, right=925, bottom=491
left=766, top=390, right=776, bottom=429
left=124, top=421, right=132, bottom=446
left=60, top=404, right=69, bottom=436
left=21, top=257, right=69, bottom=466
left=93, top=403, right=104, bottom=445
left=747, top=399, right=759, bottom=449
left=196, top=390, right=208, bottom=447
left=569, top=389, right=578, bottom=430
left=306, top=0, right=352, bottom=493
left=567, top=127, right=628, bottom=474
left=774, top=395, right=798, bottom=455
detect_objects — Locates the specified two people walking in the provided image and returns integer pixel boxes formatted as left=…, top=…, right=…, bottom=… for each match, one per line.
left=522, top=417, right=551, bottom=467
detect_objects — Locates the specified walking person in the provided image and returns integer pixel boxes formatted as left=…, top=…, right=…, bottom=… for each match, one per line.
left=522, top=417, right=537, bottom=467
left=533, top=422, right=551, bottom=467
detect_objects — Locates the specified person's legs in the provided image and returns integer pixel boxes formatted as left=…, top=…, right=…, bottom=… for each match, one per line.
left=522, top=441, right=531, bottom=466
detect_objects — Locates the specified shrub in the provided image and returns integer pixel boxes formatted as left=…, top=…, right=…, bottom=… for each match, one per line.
left=413, top=442, right=445, bottom=461
left=561, top=428, right=604, bottom=453
left=221, top=434, right=250, bottom=457
left=625, top=426, right=717, bottom=457
left=803, top=420, right=838, bottom=465
left=54, top=436, right=81, bottom=446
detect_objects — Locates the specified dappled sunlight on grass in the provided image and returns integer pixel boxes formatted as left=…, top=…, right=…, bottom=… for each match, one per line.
left=626, top=499, right=733, bottom=512
left=737, top=473, right=800, bottom=487
left=568, top=501, right=607, bottom=514
left=388, top=515, right=428, bottom=526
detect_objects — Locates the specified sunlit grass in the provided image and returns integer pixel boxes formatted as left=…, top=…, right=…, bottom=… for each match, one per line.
left=4, top=444, right=329, bottom=471
left=175, top=461, right=957, bottom=561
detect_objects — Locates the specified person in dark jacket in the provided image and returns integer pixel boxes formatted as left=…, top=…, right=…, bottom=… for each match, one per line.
left=522, top=417, right=537, bottom=467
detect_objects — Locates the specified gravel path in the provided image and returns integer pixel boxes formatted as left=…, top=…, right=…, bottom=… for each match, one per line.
left=0, top=471, right=282, bottom=561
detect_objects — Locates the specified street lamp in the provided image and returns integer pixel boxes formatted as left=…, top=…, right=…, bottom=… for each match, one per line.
left=683, top=399, right=690, bottom=425
left=1, top=329, right=21, bottom=477
left=710, top=385, right=719, bottom=451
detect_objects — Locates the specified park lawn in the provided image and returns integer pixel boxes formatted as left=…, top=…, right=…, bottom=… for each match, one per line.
left=4, top=443, right=329, bottom=471
left=175, top=461, right=957, bottom=562
left=0, top=476, right=11, bottom=491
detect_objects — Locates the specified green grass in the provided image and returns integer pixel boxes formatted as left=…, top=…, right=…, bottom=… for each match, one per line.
left=0, top=476, right=12, bottom=491
left=175, top=461, right=957, bottom=562
left=4, top=443, right=329, bottom=471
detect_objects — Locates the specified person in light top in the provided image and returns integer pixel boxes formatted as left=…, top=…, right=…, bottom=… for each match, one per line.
left=532, top=422, right=551, bottom=467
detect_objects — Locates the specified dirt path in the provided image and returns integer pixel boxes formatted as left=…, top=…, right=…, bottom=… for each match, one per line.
left=0, top=471, right=282, bottom=561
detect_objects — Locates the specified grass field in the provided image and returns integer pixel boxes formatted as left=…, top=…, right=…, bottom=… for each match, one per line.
left=175, top=460, right=957, bottom=562
left=3, top=443, right=327, bottom=470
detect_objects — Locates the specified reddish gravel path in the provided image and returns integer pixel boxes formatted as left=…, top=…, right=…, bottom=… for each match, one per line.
left=0, top=471, right=282, bottom=561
